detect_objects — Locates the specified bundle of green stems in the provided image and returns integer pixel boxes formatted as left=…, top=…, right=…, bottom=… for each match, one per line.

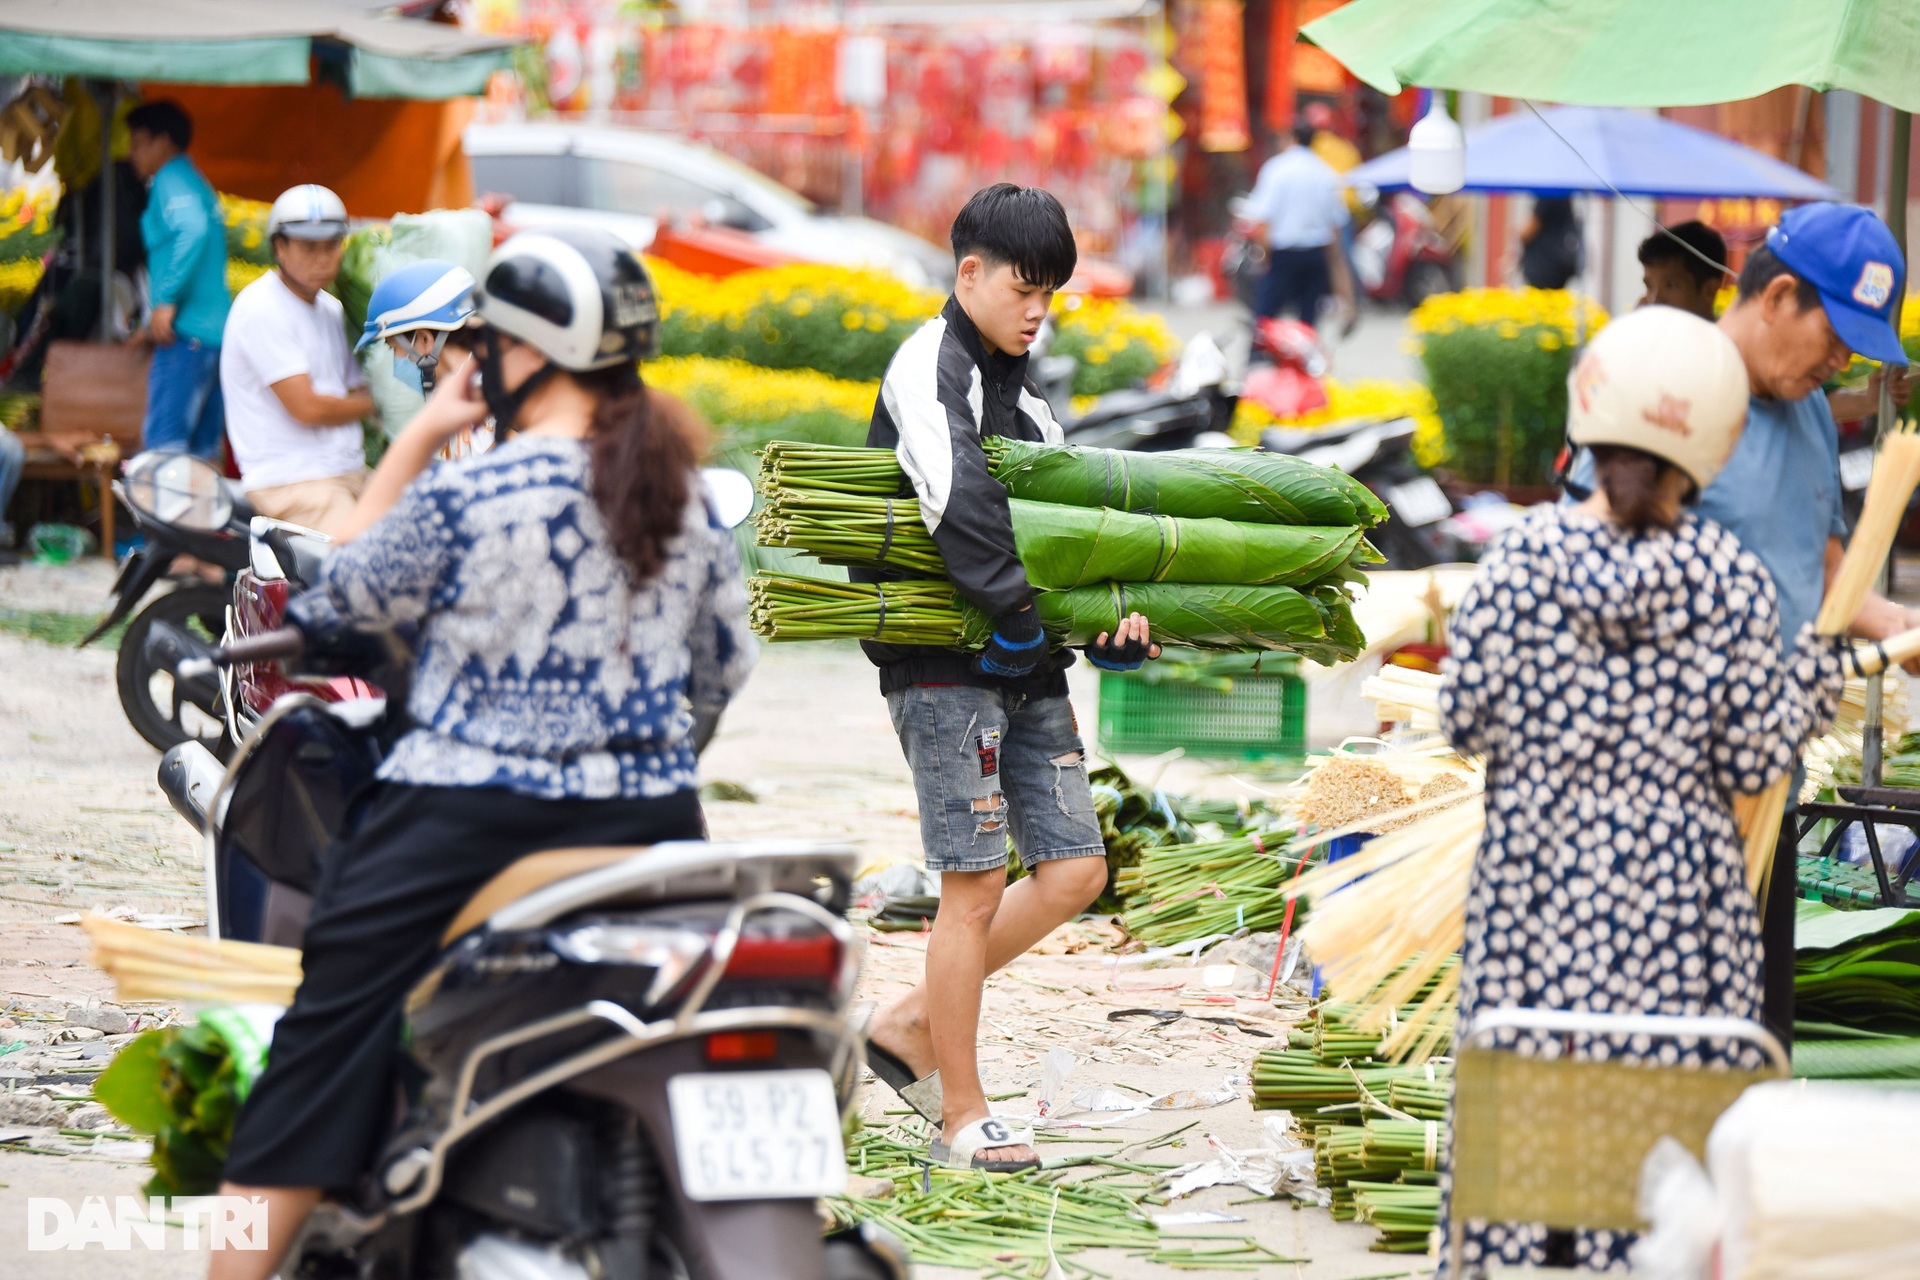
left=1114, top=828, right=1308, bottom=946
left=1351, top=1181, right=1443, bottom=1253
left=827, top=1125, right=1300, bottom=1276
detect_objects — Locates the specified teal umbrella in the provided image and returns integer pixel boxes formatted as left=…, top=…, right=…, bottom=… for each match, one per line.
left=1302, top=0, right=1920, bottom=113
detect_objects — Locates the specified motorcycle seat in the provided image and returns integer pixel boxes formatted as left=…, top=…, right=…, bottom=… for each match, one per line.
left=442, top=846, right=650, bottom=944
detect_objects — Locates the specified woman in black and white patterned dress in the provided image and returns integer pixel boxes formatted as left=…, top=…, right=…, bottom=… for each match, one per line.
left=1437, top=308, right=1847, bottom=1274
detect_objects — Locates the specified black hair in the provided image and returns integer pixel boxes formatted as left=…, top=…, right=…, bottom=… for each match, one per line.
left=1291, top=121, right=1317, bottom=148
left=1735, top=242, right=1822, bottom=310
left=950, top=184, right=1077, bottom=291
left=1638, top=220, right=1727, bottom=287
left=1589, top=444, right=1691, bottom=532
left=126, top=100, right=192, bottom=151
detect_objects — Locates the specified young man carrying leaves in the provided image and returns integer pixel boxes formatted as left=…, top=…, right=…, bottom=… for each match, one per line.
left=860, top=184, right=1159, bottom=1171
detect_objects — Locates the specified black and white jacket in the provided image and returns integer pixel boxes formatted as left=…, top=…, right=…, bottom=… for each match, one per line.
left=859, top=296, right=1072, bottom=694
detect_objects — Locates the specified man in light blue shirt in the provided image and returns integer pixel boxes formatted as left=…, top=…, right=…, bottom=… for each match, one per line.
left=1565, top=202, right=1913, bottom=1052
left=127, top=100, right=230, bottom=460
left=1242, top=122, right=1349, bottom=324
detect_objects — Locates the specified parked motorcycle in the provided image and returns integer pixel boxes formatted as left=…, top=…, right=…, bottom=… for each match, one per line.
left=1260, top=416, right=1454, bottom=567
left=1219, top=196, right=1266, bottom=313
left=144, top=485, right=905, bottom=1280
left=1240, top=316, right=1331, bottom=423
left=82, top=450, right=254, bottom=754
left=1030, top=326, right=1233, bottom=452
left=1350, top=190, right=1458, bottom=308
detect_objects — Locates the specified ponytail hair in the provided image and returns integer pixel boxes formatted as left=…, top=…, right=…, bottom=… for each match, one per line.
left=578, top=364, right=707, bottom=586
left=1589, top=444, right=1689, bottom=533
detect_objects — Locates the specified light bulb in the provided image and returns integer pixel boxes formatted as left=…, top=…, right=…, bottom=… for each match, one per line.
left=1408, top=98, right=1466, bottom=195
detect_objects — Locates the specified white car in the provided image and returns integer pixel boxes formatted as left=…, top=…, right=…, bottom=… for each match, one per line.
left=465, top=122, right=953, bottom=290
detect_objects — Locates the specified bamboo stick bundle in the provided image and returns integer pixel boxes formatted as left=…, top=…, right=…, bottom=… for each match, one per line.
left=1377, top=963, right=1460, bottom=1065
left=1249, top=1049, right=1442, bottom=1114
left=1736, top=425, right=1920, bottom=896
left=1359, top=1119, right=1449, bottom=1178
left=1284, top=798, right=1484, bottom=1031
left=1385, top=1075, right=1453, bottom=1122
left=1317, top=1125, right=1369, bottom=1219
left=1360, top=664, right=1443, bottom=728
left=83, top=913, right=301, bottom=1006
left=1351, top=1181, right=1443, bottom=1253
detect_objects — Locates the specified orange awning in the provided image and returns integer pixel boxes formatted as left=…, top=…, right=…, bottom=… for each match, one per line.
left=139, top=81, right=475, bottom=218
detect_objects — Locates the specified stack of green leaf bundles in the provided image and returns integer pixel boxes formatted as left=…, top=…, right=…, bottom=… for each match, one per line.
left=1794, top=900, right=1920, bottom=1084
left=749, top=439, right=1383, bottom=661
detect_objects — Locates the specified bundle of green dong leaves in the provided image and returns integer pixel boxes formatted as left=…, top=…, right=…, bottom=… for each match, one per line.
left=1793, top=900, right=1920, bottom=1082
left=749, top=439, right=1385, bottom=661
left=90, top=1007, right=273, bottom=1196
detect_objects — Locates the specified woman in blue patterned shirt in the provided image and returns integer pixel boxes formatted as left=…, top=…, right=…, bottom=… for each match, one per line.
left=212, top=230, right=756, bottom=1278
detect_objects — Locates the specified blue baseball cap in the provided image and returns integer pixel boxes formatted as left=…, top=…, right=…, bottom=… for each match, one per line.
left=1765, top=203, right=1908, bottom=366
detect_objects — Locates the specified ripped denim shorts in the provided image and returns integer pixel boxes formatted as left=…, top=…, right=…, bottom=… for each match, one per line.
left=885, top=683, right=1106, bottom=874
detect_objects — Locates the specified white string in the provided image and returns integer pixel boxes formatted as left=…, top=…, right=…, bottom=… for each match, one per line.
left=1519, top=99, right=1738, bottom=280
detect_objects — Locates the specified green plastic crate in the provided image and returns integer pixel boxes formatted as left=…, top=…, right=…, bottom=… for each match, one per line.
left=1097, top=658, right=1306, bottom=760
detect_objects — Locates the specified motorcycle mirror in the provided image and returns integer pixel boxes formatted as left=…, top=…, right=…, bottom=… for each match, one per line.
left=1170, top=332, right=1230, bottom=397
left=700, top=468, right=756, bottom=530
left=122, top=450, right=233, bottom=531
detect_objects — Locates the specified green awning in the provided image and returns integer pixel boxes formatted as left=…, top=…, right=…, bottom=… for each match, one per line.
left=347, top=46, right=514, bottom=100
left=0, top=0, right=517, bottom=99
left=1302, top=0, right=1920, bottom=114
left=0, top=33, right=312, bottom=85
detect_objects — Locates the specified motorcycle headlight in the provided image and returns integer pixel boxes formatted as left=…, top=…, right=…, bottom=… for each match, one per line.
left=122, top=450, right=233, bottom=530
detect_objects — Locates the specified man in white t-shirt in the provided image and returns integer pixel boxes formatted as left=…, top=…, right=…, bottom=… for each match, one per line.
left=220, top=185, right=375, bottom=536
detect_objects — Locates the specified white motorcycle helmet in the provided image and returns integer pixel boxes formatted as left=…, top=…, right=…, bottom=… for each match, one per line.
left=266, top=184, right=350, bottom=242
left=470, top=228, right=660, bottom=431
left=1566, top=305, right=1750, bottom=493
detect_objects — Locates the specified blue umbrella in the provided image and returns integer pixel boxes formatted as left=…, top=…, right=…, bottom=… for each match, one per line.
left=1347, top=104, right=1840, bottom=200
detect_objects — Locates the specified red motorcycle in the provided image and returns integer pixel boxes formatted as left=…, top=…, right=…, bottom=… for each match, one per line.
left=1240, top=317, right=1331, bottom=422
left=223, top=521, right=379, bottom=740
left=1351, top=191, right=1458, bottom=308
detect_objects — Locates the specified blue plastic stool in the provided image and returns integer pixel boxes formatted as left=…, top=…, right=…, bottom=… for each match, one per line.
left=1310, top=832, right=1375, bottom=999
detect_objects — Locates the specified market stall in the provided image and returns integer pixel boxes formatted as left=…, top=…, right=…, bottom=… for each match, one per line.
left=0, top=0, right=515, bottom=553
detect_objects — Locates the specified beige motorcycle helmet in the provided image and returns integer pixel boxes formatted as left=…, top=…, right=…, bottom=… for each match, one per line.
left=1567, top=304, right=1750, bottom=494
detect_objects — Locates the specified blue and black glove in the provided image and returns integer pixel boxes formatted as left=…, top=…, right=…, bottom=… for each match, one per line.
left=974, top=606, right=1046, bottom=680
left=1084, top=629, right=1155, bottom=672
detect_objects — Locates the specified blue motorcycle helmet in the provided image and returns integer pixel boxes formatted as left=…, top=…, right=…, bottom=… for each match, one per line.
left=356, top=259, right=478, bottom=394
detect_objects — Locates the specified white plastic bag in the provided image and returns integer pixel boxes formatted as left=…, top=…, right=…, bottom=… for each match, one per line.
left=1630, top=1135, right=1721, bottom=1280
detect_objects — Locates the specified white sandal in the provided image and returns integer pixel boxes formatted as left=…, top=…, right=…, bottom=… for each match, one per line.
left=854, top=1008, right=943, bottom=1125
left=928, top=1116, right=1039, bottom=1172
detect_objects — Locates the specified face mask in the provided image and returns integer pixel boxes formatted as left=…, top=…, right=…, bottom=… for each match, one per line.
left=391, top=352, right=426, bottom=395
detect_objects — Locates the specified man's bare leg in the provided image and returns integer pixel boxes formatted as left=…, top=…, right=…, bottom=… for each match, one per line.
left=879, top=855, right=1107, bottom=1162
left=921, top=866, right=1022, bottom=1161
left=206, top=1184, right=321, bottom=1280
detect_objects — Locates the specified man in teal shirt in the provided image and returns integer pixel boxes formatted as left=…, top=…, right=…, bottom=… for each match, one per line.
left=128, top=100, right=229, bottom=460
